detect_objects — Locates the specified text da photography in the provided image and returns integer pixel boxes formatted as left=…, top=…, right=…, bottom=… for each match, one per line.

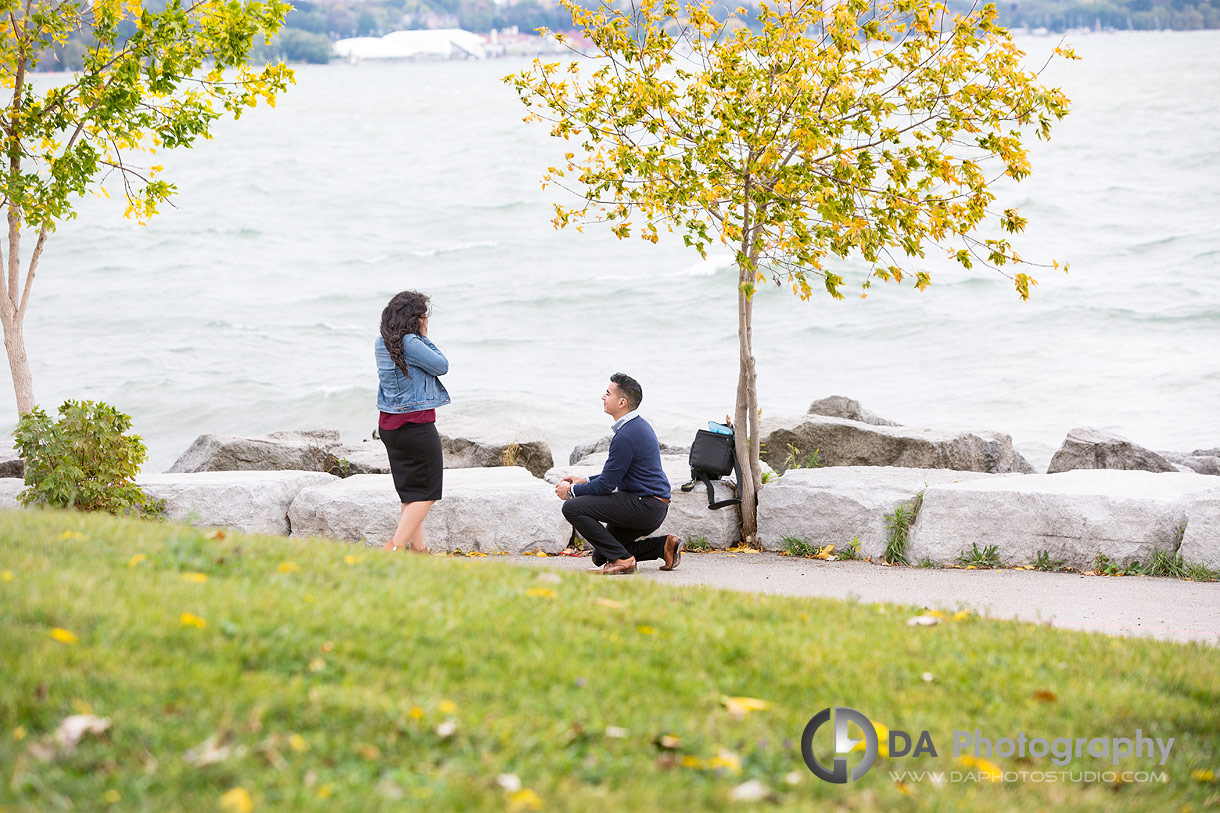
left=801, top=706, right=1174, bottom=785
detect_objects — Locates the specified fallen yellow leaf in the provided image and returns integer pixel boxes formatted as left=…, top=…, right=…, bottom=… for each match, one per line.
left=957, top=754, right=1003, bottom=781
left=507, top=788, right=543, bottom=812
left=708, top=748, right=742, bottom=774
left=219, top=787, right=253, bottom=813
left=206, top=530, right=226, bottom=540
left=814, top=544, right=835, bottom=560
left=180, top=612, right=207, bottom=629
left=852, top=721, right=891, bottom=757
left=720, top=695, right=771, bottom=718
left=49, top=627, right=78, bottom=644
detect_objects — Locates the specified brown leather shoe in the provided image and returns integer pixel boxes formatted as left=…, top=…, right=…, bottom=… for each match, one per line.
left=659, top=535, right=683, bottom=571
left=603, top=556, right=637, bottom=575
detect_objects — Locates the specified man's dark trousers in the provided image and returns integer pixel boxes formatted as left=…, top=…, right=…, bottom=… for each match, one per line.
left=562, top=492, right=669, bottom=565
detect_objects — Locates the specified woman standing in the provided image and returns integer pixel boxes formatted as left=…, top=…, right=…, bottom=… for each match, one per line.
left=375, top=291, right=450, bottom=553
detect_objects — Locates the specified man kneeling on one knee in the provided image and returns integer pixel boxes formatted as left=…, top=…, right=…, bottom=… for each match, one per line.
left=556, top=373, right=683, bottom=575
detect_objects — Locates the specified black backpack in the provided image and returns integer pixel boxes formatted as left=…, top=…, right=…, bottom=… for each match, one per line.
left=681, top=422, right=743, bottom=510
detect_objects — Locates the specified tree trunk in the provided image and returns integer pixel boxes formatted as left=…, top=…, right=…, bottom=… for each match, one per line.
left=1, top=310, right=35, bottom=414
left=734, top=264, right=761, bottom=544
left=3, top=201, right=36, bottom=415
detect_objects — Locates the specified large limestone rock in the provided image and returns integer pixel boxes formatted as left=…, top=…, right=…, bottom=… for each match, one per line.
left=0, top=443, right=22, bottom=478
left=760, top=415, right=1035, bottom=475
left=569, top=435, right=689, bottom=465
left=807, top=395, right=898, bottom=427
left=288, top=467, right=570, bottom=553
left=908, top=470, right=1220, bottom=569
left=331, top=440, right=391, bottom=475
left=1047, top=427, right=1177, bottom=474
left=1159, top=450, right=1220, bottom=477
left=756, top=467, right=991, bottom=558
left=138, top=471, right=337, bottom=536
left=437, top=415, right=554, bottom=479
left=1179, top=496, right=1220, bottom=569
left=168, top=430, right=342, bottom=474
left=545, top=454, right=741, bottom=548
left=0, top=477, right=25, bottom=508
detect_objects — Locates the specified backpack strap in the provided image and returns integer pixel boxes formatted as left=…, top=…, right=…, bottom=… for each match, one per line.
left=695, top=467, right=742, bottom=510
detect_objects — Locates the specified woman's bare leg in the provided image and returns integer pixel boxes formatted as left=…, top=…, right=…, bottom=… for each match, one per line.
left=388, top=500, right=435, bottom=553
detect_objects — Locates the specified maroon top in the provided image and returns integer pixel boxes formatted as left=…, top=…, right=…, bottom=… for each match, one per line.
left=379, top=409, right=436, bottom=431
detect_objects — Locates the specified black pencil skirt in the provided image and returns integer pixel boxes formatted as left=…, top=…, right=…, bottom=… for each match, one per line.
left=381, top=421, right=444, bottom=503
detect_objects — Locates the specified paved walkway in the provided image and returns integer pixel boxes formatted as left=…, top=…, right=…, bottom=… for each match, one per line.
left=510, top=551, right=1220, bottom=645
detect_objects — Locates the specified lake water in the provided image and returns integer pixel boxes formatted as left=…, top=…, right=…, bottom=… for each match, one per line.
left=4, top=31, right=1219, bottom=472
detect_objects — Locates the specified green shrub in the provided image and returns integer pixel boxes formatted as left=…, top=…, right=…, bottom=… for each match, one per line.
left=781, top=535, right=816, bottom=557
left=12, top=400, right=162, bottom=517
left=956, top=542, right=1003, bottom=569
left=1033, top=550, right=1067, bottom=572
left=783, top=443, right=824, bottom=470
left=834, top=536, right=862, bottom=561
left=883, top=492, right=923, bottom=565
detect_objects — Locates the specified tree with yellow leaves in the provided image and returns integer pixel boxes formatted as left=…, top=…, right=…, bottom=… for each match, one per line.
left=1, top=0, right=294, bottom=414
left=509, top=0, right=1076, bottom=541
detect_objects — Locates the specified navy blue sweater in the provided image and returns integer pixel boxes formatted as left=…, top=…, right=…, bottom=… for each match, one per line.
left=572, top=416, right=671, bottom=499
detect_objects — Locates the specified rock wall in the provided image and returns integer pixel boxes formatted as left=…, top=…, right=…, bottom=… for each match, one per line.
left=288, top=467, right=570, bottom=553
left=756, top=467, right=991, bottom=559
left=139, top=471, right=338, bottom=536
left=907, top=470, right=1220, bottom=569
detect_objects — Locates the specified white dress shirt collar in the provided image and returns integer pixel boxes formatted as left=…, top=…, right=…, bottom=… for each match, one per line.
left=612, top=410, right=640, bottom=433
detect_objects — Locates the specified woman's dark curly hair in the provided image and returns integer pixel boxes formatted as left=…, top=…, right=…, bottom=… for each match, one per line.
left=380, top=290, right=431, bottom=377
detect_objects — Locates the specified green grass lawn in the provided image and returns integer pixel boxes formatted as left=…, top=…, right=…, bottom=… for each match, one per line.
left=1, top=508, right=1218, bottom=812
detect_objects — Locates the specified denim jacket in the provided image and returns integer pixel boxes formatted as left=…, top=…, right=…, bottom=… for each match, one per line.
left=375, top=333, right=451, bottom=413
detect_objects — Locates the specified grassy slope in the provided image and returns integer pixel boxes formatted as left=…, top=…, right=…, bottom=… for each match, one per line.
left=1, top=508, right=1218, bottom=811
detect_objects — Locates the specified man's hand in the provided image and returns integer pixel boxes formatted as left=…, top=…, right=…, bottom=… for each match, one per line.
left=555, top=476, right=588, bottom=500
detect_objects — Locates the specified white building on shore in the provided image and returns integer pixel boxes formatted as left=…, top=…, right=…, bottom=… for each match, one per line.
left=332, top=29, right=487, bottom=62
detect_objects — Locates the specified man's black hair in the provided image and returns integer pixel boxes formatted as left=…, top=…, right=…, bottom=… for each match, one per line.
left=609, top=372, right=643, bottom=410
